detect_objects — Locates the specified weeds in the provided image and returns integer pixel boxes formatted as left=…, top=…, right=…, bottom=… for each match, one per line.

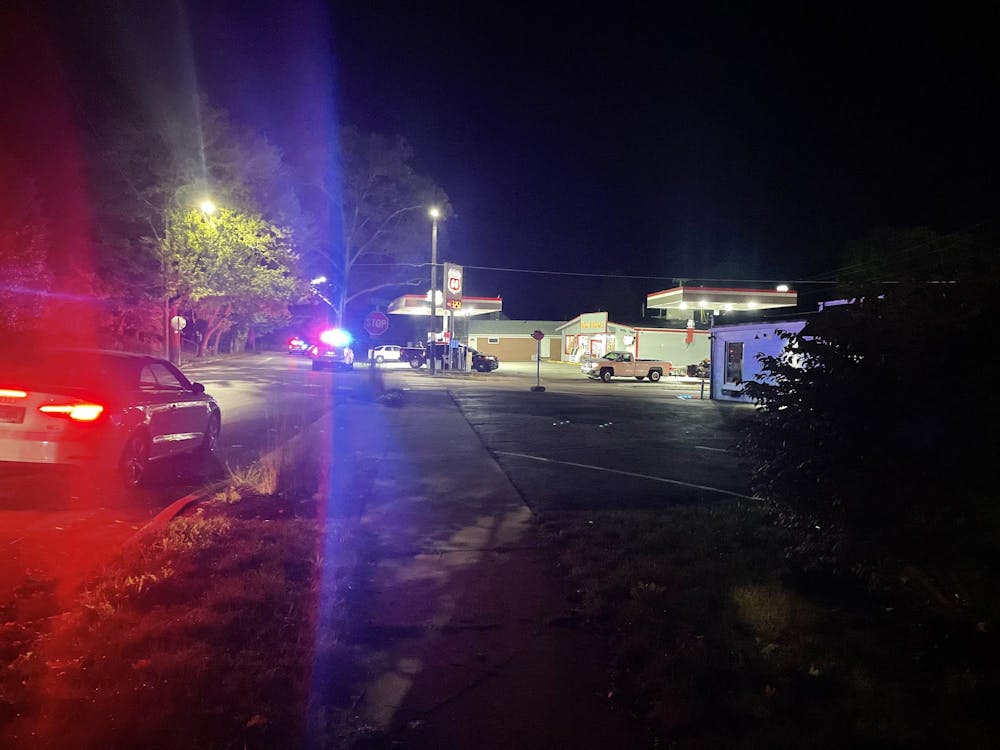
left=2, top=501, right=325, bottom=750
left=158, top=516, right=233, bottom=553
left=545, top=500, right=1000, bottom=749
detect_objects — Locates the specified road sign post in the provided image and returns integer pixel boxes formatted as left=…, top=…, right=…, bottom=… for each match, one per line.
left=364, top=311, right=389, bottom=371
left=530, top=329, right=545, bottom=392
left=170, top=315, right=186, bottom=366
left=364, top=311, right=389, bottom=337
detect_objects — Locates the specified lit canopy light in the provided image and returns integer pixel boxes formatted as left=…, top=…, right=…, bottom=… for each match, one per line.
left=776, top=284, right=789, bottom=292
left=319, top=328, right=352, bottom=347
left=646, top=286, right=797, bottom=314
left=199, top=199, right=217, bottom=215
left=387, top=293, right=503, bottom=318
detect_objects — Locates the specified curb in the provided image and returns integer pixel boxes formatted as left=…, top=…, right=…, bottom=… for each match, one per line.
left=122, top=481, right=228, bottom=549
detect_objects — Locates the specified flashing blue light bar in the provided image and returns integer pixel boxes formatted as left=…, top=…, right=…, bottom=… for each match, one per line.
left=319, top=328, right=352, bottom=347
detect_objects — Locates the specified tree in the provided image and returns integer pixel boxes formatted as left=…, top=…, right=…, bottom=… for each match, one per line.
left=0, top=156, right=51, bottom=332
left=309, top=126, right=450, bottom=325
left=834, top=226, right=980, bottom=290
left=166, top=207, right=301, bottom=356
left=87, top=99, right=307, bottom=351
left=741, top=278, right=997, bottom=570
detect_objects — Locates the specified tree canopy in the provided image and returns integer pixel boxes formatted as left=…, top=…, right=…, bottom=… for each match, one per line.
left=85, top=99, right=307, bottom=352
left=0, top=155, right=50, bottom=332
left=309, top=126, right=451, bottom=325
left=166, top=206, right=301, bottom=355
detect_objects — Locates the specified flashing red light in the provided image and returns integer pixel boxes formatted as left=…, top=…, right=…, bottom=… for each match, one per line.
left=39, top=403, right=105, bottom=422
left=0, top=389, right=28, bottom=399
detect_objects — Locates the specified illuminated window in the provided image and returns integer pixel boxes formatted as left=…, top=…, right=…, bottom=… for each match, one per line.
left=725, top=342, right=743, bottom=384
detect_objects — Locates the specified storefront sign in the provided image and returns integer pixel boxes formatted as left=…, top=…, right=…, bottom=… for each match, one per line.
left=444, top=262, right=463, bottom=311
left=579, top=311, right=608, bottom=332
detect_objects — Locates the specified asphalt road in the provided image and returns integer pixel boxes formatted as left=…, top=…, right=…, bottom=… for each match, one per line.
left=0, top=354, right=752, bottom=607
left=0, top=353, right=346, bottom=603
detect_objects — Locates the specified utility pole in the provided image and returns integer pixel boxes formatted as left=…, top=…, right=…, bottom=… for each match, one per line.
left=429, top=207, right=440, bottom=375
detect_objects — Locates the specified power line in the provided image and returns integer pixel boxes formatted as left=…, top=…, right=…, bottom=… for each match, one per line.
left=352, top=262, right=839, bottom=285
left=806, top=220, right=992, bottom=281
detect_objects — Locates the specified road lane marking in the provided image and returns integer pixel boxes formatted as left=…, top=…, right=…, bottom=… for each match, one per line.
left=494, top=451, right=758, bottom=501
left=694, top=446, right=729, bottom=452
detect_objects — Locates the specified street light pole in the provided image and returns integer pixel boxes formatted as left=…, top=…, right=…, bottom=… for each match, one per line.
left=429, top=207, right=440, bottom=375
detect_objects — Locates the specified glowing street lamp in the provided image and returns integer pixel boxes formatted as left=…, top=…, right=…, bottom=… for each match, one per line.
left=199, top=199, right=217, bottom=215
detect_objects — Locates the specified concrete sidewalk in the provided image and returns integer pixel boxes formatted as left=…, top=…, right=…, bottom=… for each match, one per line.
left=316, top=381, right=650, bottom=748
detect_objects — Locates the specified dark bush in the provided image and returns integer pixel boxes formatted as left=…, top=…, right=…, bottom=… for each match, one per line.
left=740, top=282, right=998, bottom=569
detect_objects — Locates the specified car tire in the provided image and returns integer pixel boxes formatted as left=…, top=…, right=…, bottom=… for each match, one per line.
left=198, top=412, right=221, bottom=455
left=648, top=369, right=662, bottom=382
left=409, top=356, right=423, bottom=368
left=120, top=431, right=150, bottom=487
left=375, top=356, right=384, bottom=364
left=600, top=369, right=614, bottom=383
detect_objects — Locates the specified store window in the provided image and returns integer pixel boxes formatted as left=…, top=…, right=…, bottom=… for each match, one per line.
left=725, top=342, right=744, bottom=384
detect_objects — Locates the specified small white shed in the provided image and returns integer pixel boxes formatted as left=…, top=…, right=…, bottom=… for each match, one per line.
left=710, top=319, right=806, bottom=402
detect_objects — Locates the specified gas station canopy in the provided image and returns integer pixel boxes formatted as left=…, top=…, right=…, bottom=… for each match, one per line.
left=387, top=294, right=503, bottom=317
left=646, top=286, right=797, bottom=313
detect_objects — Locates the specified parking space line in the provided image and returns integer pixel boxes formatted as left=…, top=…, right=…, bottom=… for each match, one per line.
left=494, top=451, right=758, bottom=501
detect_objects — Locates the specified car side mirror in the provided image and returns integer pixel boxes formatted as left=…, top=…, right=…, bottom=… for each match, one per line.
left=190, top=382, right=206, bottom=394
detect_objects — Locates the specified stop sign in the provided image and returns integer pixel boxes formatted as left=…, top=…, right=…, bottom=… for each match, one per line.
left=531, top=329, right=545, bottom=341
left=364, top=311, right=389, bottom=336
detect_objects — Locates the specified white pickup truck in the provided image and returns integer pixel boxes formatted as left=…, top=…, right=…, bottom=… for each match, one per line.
left=581, top=351, right=671, bottom=383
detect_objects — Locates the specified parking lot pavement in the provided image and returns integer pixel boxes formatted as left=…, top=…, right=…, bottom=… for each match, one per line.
left=450, top=386, right=754, bottom=511
left=373, top=359, right=712, bottom=397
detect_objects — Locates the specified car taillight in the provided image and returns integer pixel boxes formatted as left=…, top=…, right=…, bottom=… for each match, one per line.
left=0, top=389, right=28, bottom=399
left=39, top=403, right=105, bottom=422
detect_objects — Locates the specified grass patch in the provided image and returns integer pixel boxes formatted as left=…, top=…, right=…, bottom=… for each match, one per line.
left=1, top=454, right=372, bottom=748
left=542, top=501, right=1000, bottom=749
left=1, top=495, right=320, bottom=749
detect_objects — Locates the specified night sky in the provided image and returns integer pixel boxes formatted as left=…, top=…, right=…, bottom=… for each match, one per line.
left=5, top=2, right=998, bottom=320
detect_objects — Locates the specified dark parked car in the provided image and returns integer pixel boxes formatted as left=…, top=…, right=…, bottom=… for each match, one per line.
left=470, top=348, right=499, bottom=372
left=398, top=343, right=499, bottom=372
left=0, top=349, right=220, bottom=486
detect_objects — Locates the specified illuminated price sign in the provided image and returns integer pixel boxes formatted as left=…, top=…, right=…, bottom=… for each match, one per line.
left=444, top=262, right=463, bottom=311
